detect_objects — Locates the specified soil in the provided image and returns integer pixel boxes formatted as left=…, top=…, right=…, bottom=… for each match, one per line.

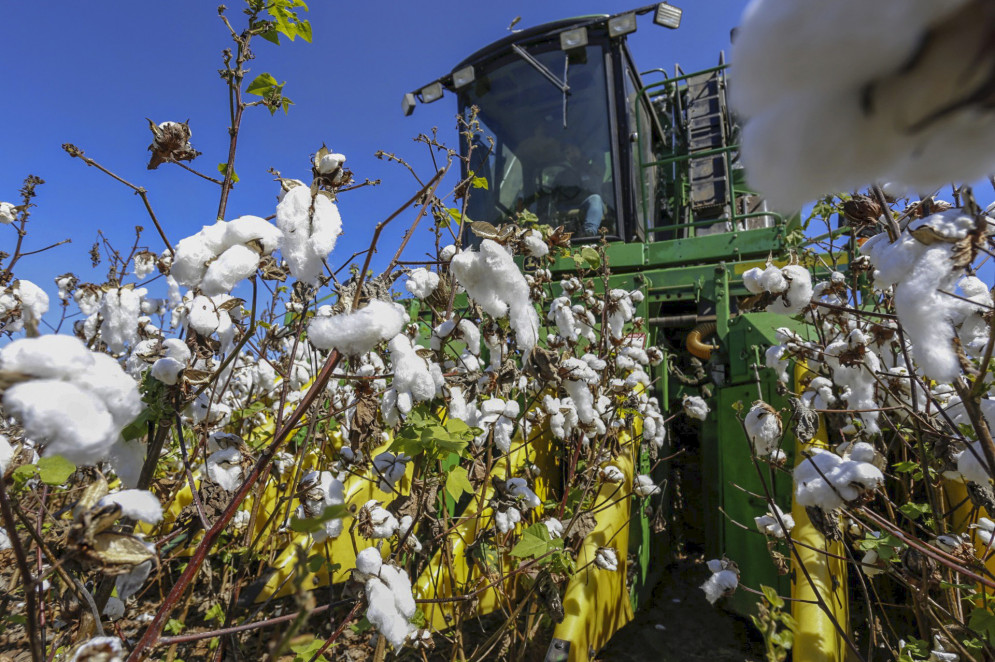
left=596, top=559, right=764, bottom=662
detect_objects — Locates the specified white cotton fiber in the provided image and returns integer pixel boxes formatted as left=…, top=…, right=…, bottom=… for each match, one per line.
left=450, top=239, right=539, bottom=355
left=99, top=490, right=162, bottom=524
left=4, top=380, right=117, bottom=464
left=404, top=268, right=439, bottom=299
left=276, top=185, right=342, bottom=284
left=308, top=299, right=406, bottom=356
left=200, top=244, right=260, bottom=296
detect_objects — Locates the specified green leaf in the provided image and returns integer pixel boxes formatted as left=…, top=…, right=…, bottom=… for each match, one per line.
left=217, top=163, right=240, bottom=184
left=471, top=175, right=489, bottom=190
left=121, top=408, right=153, bottom=441
left=37, top=456, right=76, bottom=485
left=760, top=584, right=784, bottom=609
left=580, top=246, right=600, bottom=269
left=204, top=602, right=226, bottom=624
left=445, top=466, right=474, bottom=501
left=295, top=20, right=313, bottom=43
left=510, top=522, right=562, bottom=559
left=11, top=464, right=38, bottom=485
left=289, top=504, right=350, bottom=534
left=164, top=618, right=184, bottom=635
left=969, top=608, right=995, bottom=645
left=246, top=72, right=280, bottom=97
left=892, top=461, right=918, bottom=473
left=898, top=502, right=931, bottom=521
left=281, top=97, right=294, bottom=114
left=290, top=637, right=328, bottom=662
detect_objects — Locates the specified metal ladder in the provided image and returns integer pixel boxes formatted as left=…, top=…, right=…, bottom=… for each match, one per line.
left=684, top=66, right=731, bottom=234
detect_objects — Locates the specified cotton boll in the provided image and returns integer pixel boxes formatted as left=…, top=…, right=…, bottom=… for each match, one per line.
left=600, top=465, right=625, bottom=484
left=744, top=401, right=783, bottom=457
left=404, top=268, right=439, bottom=299
left=99, top=490, right=162, bottom=524
left=700, top=559, right=739, bottom=604
left=957, top=442, right=993, bottom=485
left=742, top=267, right=766, bottom=294
left=544, top=518, right=564, bottom=539
left=4, top=380, right=117, bottom=465
left=682, top=395, right=709, bottom=421
left=505, top=477, right=541, bottom=509
left=450, top=239, right=539, bottom=355
left=355, top=547, right=384, bottom=577
left=768, top=265, right=813, bottom=315
left=115, top=560, right=152, bottom=603
left=0, top=201, right=16, bottom=225
left=387, top=334, right=437, bottom=414
left=373, top=452, right=410, bottom=493
left=364, top=576, right=415, bottom=650
left=0, top=435, right=13, bottom=475
left=200, top=244, right=260, bottom=295
left=309, top=299, right=406, bottom=356
left=523, top=230, right=549, bottom=257
left=595, top=547, right=619, bottom=571
left=150, top=357, right=185, bottom=385
left=276, top=185, right=342, bottom=285
left=633, top=474, right=661, bottom=497
left=187, top=296, right=220, bottom=336
left=206, top=447, right=243, bottom=491
left=70, top=636, right=126, bottom=662
left=359, top=500, right=399, bottom=539
left=495, top=506, right=522, bottom=533
left=0, top=334, right=95, bottom=379
left=754, top=504, right=794, bottom=538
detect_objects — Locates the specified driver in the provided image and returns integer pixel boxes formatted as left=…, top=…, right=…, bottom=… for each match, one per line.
left=550, top=142, right=605, bottom=236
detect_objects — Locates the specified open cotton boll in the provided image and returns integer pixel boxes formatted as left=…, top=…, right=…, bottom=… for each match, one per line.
left=957, top=442, right=993, bottom=485
left=150, top=357, right=185, bottom=385
left=0, top=334, right=95, bottom=379
left=200, top=244, right=260, bottom=296
left=449, top=239, right=539, bottom=355
left=544, top=518, right=564, bottom=539
left=364, top=577, right=415, bottom=650
left=373, top=452, right=410, bottom=493
left=387, top=334, right=438, bottom=415
left=495, top=506, right=522, bottom=533
left=308, top=299, right=406, bottom=356
left=359, top=499, right=400, bottom=539
left=206, top=447, right=242, bottom=492
left=0, top=435, right=13, bottom=475
left=754, top=504, right=794, bottom=538
left=700, top=558, right=739, bottom=604
left=506, top=477, right=541, bottom=509
left=4, top=380, right=117, bottom=464
left=398, top=515, right=422, bottom=552
left=523, top=230, right=548, bottom=257
left=742, top=267, right=766, bottom=294
left=600, top=465, right=625, bottom=484
left=731, top=0, right=992, bottom=209
left=404, top=268, right=439, bottom=299
left=767, top=265, right=813, bottom=315
left=355, top=547, right=383, bottom=577
left=682, top=395, right=709, bottom=421
left=187, top=296, right=221, bottom=336
left=99, top=490, right=162, bottom=524
left=70, top=636, right=126, bottom=662
left=296, top=470, right=346, bottom=541
left=633, top=474, right=661, bottom=497
left=99, top=287, right=143, bottom=353
left=595, top=547, right=619, bottom=571
left=276, top=185, right=342, bottom=284
left=9, top=279, right=49, bottom=331
left=744, top=401, right=782, bottom=457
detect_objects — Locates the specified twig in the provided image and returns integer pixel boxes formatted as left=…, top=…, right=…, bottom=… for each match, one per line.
left=62, top=144, right=174, bottom=255
left=0, top=477, right=44, bottom=662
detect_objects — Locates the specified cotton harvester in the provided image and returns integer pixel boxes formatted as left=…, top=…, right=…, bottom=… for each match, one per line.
left=400, top=4, right=848, bottom=661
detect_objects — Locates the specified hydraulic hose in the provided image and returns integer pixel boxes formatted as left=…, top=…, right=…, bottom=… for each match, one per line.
left=686, top=322, right=719, bottom=361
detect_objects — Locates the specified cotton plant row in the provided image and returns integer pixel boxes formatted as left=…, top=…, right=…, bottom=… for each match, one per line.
left=0, top=156, right=676, bottom=660
left=698, top=191, right=995, bottom=658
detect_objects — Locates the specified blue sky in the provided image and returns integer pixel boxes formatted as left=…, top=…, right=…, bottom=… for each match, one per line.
left=2, top=1, right=747, bottom=301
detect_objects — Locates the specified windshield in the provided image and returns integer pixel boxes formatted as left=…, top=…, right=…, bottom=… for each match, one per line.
left=459, top=43, right=616, bottom=241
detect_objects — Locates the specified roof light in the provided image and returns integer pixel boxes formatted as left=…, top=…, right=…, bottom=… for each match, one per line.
left=559, top=26, right=588, bottom=51
left=452, top=65, right=475, bottom=89
left=420, top=82, right=444, bottom=104
left=608, top=13, right=638, bottom=38
left=402, top=92, right=417, bottom=116
left=654, top=3, right=682, bottom=29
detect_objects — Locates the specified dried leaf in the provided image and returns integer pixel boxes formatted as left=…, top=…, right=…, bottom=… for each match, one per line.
left=90, top=531, right=156, bottom=567
left=74, top=476, right=110, bottom=518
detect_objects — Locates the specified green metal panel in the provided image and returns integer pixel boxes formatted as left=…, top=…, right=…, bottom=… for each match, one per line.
left=646, top=226, right=789, bottom=266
